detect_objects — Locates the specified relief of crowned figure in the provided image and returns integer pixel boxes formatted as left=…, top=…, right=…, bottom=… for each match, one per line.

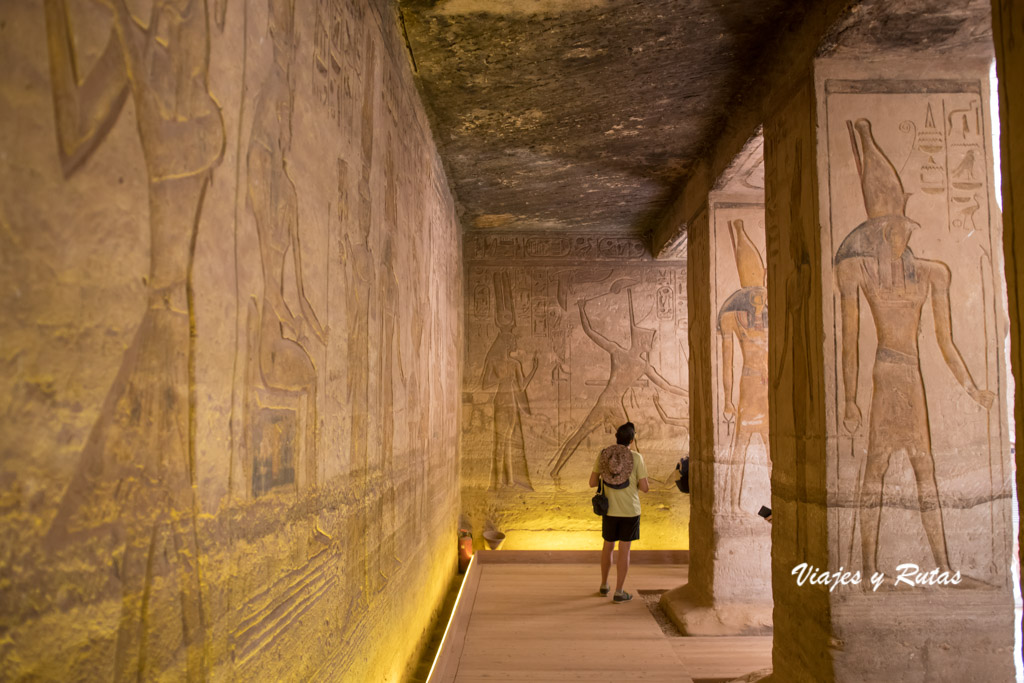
left=718, top=218, right=770, bottom=512
left=836, top=118, right=994, bottom=581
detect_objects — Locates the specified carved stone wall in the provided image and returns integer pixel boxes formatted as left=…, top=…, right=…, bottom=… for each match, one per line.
left=820, top=65, right=1010, bottom=587
left=0, top=1, right=462, bottom=680
left=461, top=232, right=690, bottom=548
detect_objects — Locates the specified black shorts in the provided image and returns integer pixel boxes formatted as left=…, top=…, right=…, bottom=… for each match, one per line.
left=602, top=515, right=640, bottom=543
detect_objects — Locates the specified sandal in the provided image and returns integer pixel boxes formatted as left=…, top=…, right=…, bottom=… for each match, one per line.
left=613, top=591, right=633, bottom=603
left=599, top=584, right=610, bottom=596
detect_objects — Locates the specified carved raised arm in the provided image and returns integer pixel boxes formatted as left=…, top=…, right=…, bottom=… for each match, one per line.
left=43, top=0, right=129, bottom=175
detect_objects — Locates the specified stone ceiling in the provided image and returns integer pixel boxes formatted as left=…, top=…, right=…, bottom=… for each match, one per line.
left=397, top=0, right=995, bottom=241
left=397, top=0, right=807, bottom=237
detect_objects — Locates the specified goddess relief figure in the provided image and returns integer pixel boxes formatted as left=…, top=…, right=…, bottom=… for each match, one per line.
left=482, top=271, right=538, bottom=490
left=245, top=0, right=326, bottom=496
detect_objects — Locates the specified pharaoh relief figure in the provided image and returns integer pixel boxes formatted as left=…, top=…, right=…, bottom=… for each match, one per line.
left=549, top=289, right=688, bottom=481
left=836, top=118, right=994, bottom=578
left=481, top=271, right=538, bottom=490
left=42, top=0, right=224, bottom=678
left=718, top=219, right=770, bottom=511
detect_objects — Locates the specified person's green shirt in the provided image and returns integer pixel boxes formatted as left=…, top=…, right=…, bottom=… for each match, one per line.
left=593, top=450, right=648, bottom=517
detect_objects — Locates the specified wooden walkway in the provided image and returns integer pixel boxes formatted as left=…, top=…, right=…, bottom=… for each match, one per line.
left=429, top=552, right=771, bottom=683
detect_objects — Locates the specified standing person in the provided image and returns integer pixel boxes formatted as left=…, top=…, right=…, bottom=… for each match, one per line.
left=591, top=422, right=649, bottom=603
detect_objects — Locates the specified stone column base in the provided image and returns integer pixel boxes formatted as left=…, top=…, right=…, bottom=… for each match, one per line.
left=660, top=583, right=773, bottom=636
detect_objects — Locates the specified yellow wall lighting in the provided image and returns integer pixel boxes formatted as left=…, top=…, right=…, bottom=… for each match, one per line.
left=426, top=554, right=476, bottom=683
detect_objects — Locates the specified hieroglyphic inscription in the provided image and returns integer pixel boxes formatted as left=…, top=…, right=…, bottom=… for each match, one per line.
left=902, top=99, right=989, bottom=234
left=465, top=232, right=673, bottom=262
left=313, top=0, right=358, bottom=128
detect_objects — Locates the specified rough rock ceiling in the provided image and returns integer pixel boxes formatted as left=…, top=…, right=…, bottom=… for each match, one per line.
left=398, top=0, right=995, bottom=240
left=398, top=0, right=807, bottom=237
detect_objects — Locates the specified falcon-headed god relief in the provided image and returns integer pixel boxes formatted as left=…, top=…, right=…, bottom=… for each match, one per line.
left=718, top=219, right=770, bottom=512
left=836, top=118, right=994, bottom=578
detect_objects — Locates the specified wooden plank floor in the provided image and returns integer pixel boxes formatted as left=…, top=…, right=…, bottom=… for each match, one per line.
left=438, top=561, right=772, bottom=683
left=667, top=637, right=773, bottom=682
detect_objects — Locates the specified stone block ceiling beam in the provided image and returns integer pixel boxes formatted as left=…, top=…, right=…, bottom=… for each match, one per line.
left=652, top=0, right=853, bottom=258
left=399, top=0, right=813, bottom=239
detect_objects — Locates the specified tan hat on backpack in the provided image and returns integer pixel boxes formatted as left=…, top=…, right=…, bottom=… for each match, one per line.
left=599, top=444, right=634, bottom=487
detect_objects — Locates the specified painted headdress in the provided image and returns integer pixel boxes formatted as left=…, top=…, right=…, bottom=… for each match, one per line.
left=728, top=219, right=765, bottom=288
left=835, top=119, right=917, bottom=264
left=493, top=271, right=515, bottom=333
left=627, top=289, right=657, bottom=349
left=850, top=118, right=910, bottom=219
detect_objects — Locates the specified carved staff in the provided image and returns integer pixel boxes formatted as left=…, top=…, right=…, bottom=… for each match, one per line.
left=843, top=119, right=863, bottom=571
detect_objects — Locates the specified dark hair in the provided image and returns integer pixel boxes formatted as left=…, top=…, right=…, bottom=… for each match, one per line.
left=615, top=422, right=635, bottom=446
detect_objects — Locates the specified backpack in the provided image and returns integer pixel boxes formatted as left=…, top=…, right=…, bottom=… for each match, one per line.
left=675, top=457, right=690, bottom=493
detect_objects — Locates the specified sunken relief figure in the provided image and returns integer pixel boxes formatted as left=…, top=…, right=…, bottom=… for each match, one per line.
left=245, top=0, right=326, bottom=498
left=719, top=219, right=770, bottom=511
left=549, top=289, right=687, bottom=480
left=836, top=118, right=994, bottom=577
left=482, top=271, right=538, bottom=490
left=42, top=0, right=224, bottom=678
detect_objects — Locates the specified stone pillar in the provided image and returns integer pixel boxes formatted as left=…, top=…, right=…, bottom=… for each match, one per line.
left=662, top=177, right=773, bottom=634
left=765, top=56, right=1016, bottom=682
left=992, top=0, right=1024, bottom=650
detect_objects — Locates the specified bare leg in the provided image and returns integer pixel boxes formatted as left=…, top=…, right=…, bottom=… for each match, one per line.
left=601, top=540, right=613, bottom=587
left=615, top=541, right=631, bottom=592
left=859, top=450, right=890, bottom=576
left=304, top=387, right=317, bottom=488
left=550, top=411, right=603, bottom=477
left=908, top=448, right=952, bottom=571
left=502, top=430, right=514, bottom=487
left=491, top=403, right=514, bottom=488
left=758, top=430, right=771, bottom=465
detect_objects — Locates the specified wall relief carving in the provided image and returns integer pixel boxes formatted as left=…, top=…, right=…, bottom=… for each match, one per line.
left=244, top=0, right=326, bottom=499
left=463, top=238, right=688, bottom=499
left=41, top=1, right=224, bottom=677
left=714, top=215, right=770, bottom=513
left=5, top=1, right=463, bottom=680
